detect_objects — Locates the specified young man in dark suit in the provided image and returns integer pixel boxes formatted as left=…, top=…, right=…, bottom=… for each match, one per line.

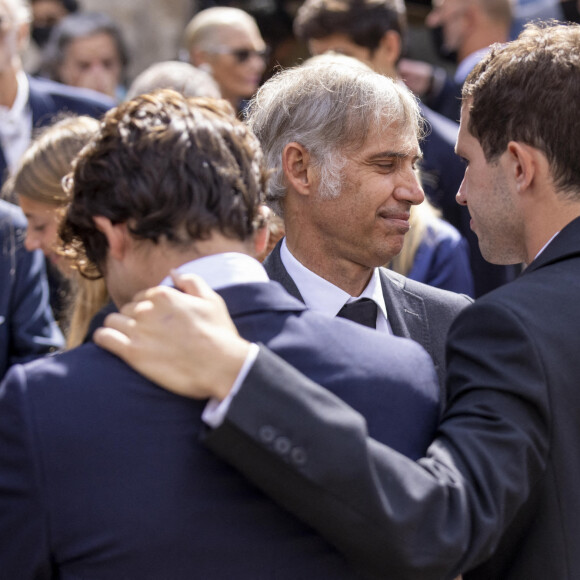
left=97, top=22, right=580, bottom=580
left=0, top=90, right=441, bottom=578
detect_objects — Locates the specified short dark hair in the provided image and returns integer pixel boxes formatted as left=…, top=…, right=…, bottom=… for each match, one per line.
left=463, top=21, right=580, bottom=197
left=61, top=90, right=268, bottom=278
left=294, top=0, right=407, bottom=51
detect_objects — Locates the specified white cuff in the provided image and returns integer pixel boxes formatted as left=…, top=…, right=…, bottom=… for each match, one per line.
left=201, top=342, right=260, bottom=428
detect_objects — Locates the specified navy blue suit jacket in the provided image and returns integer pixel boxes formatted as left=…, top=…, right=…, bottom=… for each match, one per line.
left=0, top=280, right=439, bottom=579
left=0, top=76, right=114, bottom=187
left=0, top=200, right=63, bottom=380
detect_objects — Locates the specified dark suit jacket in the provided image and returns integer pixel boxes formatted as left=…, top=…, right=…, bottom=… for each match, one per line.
left=205, top=217, right=580, bottom=579
left=0, top=76, right=114, bottom=187
left=0, top=200, right=63, bottom=380
left=0, top=280, right=440, bottom=579
left=264, top=240, right=471, bottom=390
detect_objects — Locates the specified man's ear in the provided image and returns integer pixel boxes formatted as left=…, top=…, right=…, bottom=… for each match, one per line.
left=505, top=141, right=545, bottom=195
left=282, top=142, right=315, bottom=197
left=375, top=30, right=402, bottom=70
left=253, top=205, right=271, bottom=257
left=93, top=216, right=129, bottom=261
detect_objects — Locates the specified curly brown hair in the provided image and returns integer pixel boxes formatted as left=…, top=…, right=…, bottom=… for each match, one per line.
left=60, top=90, right=269, bottom=278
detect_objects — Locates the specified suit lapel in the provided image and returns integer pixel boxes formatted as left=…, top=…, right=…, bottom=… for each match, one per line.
left=379, top=268, right=434, bottom=360
left=263, top=240, right=305, bottom=303
left=27, top=78, right=57, bottom=128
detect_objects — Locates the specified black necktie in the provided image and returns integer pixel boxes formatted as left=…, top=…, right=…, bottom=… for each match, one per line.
left=337, top=298, right=377, bottom=329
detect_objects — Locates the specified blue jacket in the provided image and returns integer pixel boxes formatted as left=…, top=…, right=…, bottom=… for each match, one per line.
left=0, top=75, right=114, bottom=186
left=0, top=280, right=439, bottom=579
left=0, top=200, right=63, bottom=380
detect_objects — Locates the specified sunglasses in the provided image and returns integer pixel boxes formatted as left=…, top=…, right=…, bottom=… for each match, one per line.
left=209, top=46, right=271, bottom=64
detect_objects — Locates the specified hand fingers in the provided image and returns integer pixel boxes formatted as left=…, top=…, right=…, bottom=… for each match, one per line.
left=93, top=326, right=132, bottom=360
left=170, top=272, right=217, bottom=300
left=103, top=311, right=138, bottom=334
left=118, top=299, right=155, bottom=318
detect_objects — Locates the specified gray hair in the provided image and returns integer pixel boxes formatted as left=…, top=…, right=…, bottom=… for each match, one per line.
left=126, top=61, right=221, bottom=100
left=245, top=54, right=424, bottom=216
left=183, top=7, right=261, bottom=53
left=3, top=0, right=32, bottom=24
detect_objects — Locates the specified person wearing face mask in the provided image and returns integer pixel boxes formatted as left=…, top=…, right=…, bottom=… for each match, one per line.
left=183, top=7, right=269, bottom=113
left=30, top=0, right=77, bottom=48
left=399, top=0, right=512, bottom=123
left=0, top=0, right=114, bottom=190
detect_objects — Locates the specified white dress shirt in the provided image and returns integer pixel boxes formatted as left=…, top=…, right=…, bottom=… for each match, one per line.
left=280, top=237, right=391, bottom=333
left=161, top=252, right=267, bottom=426
left=0, top=71, right=33, bottom=175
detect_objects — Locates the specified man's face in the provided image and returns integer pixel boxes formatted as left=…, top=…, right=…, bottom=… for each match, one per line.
left=305, top=121, right=424, bottom=270
left=196, top=23, right=267, bottom=105
left=426, top=0, right=467, bottom=57
left=58, top=32, right=122, bottom=98
left=455, top=104, right=525, bottom=264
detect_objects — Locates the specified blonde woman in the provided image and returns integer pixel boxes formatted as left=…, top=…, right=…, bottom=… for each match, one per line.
left=4, top=115, right=109, bottom=348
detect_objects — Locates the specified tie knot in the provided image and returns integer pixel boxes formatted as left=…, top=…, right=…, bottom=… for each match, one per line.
left=337, top=298, right=377, bottom=329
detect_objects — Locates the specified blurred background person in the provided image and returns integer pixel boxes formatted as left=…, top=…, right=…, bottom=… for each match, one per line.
left=183, top=7, right=268, bottom=112
left=40, top=10, right=128, bottom=100
left=22, top=0, right=79, bottom=72
left=399, top=0, right=513, bottom=123
left=0, top=199, right=63, bottom=379
left=0, top=0, right=113, bottom=188
left=30, top=0, right=77, bottom=48
left=126, top=60, right=220, bottom=100
left=4, top=115, right=109, bottom=347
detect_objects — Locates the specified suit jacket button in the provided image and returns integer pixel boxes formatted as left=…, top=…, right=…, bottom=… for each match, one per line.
left=274, top=436, right=291, bottom=455
left=259, top=425, right=276, bottom=443
left=290, top=447, right=307, bottom=466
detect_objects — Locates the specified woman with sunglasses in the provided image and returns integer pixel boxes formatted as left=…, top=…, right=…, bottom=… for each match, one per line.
left=184, top=7, right=269, bottom=112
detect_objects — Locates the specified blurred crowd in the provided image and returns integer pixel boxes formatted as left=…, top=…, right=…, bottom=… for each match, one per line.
left=2, top=0, right=580, bottom=577
left=3, top=0, right=577, bottom=360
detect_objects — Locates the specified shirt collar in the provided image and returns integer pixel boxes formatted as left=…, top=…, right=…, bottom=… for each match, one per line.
left=159, top=252, right=269, bottom=290
left=280, top=237, right=388, bottom=322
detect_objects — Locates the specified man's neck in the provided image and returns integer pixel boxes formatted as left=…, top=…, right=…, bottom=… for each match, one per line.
left=285, top=233, right=374, bottom=297
left=113, top=235, right=256, bottom=308
left=0, top=66, right=21, bottom=109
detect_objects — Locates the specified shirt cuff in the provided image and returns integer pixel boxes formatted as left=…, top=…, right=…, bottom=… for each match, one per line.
left=201, top=342, right=260, bottom=428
